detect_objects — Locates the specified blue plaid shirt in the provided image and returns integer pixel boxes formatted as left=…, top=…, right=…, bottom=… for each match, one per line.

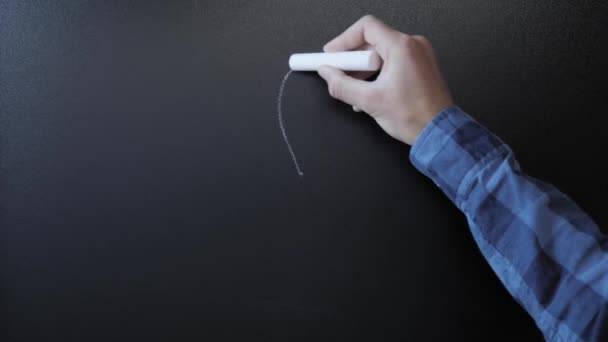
left=410, top=106, right=607, bottom=341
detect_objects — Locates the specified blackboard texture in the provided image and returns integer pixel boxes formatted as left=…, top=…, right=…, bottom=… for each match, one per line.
left=1, top=1, right=607, bottom=341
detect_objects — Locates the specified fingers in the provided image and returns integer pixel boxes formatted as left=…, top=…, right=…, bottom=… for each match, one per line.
left=323, top=15, right=397, bottom=59
left=317, top=65, right=375, bottom=111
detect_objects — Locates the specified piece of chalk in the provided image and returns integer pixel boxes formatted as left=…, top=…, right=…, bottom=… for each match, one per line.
left=289, top=51, right=382, bottom=72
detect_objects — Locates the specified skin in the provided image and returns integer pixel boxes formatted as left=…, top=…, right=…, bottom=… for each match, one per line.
left=317, top=15, right=454, bottom=146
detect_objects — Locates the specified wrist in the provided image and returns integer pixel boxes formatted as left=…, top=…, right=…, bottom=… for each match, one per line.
left=399, top=104, right=451, bottom=145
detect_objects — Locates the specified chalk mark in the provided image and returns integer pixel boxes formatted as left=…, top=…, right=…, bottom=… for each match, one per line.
left=277, top=70, right=303, bottom=177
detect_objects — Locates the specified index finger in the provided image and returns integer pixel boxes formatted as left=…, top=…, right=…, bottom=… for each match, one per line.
left=323, top=15, right=398, bottom=59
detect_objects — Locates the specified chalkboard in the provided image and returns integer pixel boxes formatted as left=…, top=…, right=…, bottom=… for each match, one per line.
left=1, top=1, right=607, bottom=341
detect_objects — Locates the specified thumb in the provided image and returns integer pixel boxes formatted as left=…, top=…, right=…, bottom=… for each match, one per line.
left=318, top=65, right=374, bottom=110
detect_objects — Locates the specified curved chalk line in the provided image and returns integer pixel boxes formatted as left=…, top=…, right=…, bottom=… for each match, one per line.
left=277, top=70, right=303, bottom=177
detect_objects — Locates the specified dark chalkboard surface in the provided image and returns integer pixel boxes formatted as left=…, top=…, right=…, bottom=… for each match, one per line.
left=1, top=1, right=607, bottom=340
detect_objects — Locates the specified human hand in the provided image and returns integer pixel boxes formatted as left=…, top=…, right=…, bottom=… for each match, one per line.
left=318, top=15, right=453, bottom=145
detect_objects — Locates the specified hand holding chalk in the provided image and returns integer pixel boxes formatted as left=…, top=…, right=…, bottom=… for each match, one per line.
left=289, top=51, right=382, bottom=72
left=315, top=15, right=453, bottom=145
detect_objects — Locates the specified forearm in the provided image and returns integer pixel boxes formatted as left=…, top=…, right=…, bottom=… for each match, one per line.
left=410, top=106, right=608, bottom=341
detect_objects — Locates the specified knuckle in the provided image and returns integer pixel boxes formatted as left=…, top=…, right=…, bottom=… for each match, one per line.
left=413, top=35, right=429, bottom=44
left=398, top=33, right=416, bottom=48
left=361, top=14, right=377, bottom=23
left=396, top=33, right=422, bottom=56
left=413, top=35, right=432, bottom=50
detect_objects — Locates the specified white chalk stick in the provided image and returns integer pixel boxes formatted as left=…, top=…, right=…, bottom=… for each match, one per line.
left=289, top=51, right=382, bottom=71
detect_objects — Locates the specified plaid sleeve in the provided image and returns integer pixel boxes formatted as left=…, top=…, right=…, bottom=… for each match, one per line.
left=410, top=106, right=608, bottom=342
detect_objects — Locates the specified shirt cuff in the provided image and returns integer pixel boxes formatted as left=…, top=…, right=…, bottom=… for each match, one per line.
left=409, top=106, right=510, bottom=208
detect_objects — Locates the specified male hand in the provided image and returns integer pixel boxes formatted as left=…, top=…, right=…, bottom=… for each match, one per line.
left=318, top=15, right=453, bottom=145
